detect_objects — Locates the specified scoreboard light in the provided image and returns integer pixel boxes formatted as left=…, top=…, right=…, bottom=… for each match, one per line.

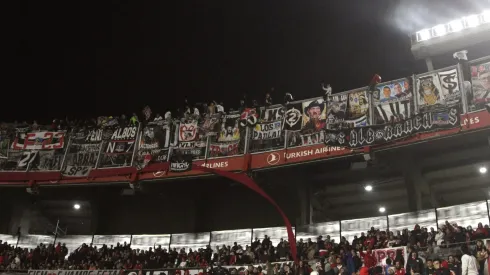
left=414, top=11, right=490, bottom=42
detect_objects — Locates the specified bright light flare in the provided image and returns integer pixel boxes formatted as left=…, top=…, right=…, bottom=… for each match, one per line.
left=379, top=207, right=386, bottom=213
left=74, top=204, right=81, bottom=210
left=479, top=167, right=487, bottom=174
left=482, top=11, right=490, bottom=23
left=432, top=24, right=447, bottom=37
left=364, top=185, right=373, bottom=192
left=416, top=29, right=431, bottom=42
left=465, top=15, right=480, bottom=28
left=448, top=20, right=464, bottom=32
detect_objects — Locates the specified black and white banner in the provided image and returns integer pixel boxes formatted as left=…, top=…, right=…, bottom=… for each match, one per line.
left=63, top=128, right=105, bottom=177
left=416, top=68, right=461, bottom=112
left=136, top=122, right=177, bottom=168
left=169, top=154, right=193, bottom=172
left=283, top=102, right=303, bottom=131
left=375, top=100, right=411, bottom=123
left=252, top=121, right=282, bottom=140
left=324, top=107, right=460, bottom=148
left=100, top=126, right=138, bottom=168
left=259, top=105, right=285, bottom=122
left=326, top=94, right=348, bottom=124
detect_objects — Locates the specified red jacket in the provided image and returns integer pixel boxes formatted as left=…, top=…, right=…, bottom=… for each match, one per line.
left=361, top=251, right=376, bottom=268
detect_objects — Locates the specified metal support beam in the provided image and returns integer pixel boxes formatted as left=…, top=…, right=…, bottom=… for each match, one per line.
left=425, top=57, right=434, bottom=71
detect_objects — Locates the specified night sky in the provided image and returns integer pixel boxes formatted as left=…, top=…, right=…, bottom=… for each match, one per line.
left=9, top=0, right=487, bottom=123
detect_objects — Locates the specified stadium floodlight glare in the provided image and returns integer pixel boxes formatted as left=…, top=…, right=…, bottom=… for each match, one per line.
left=73, top=203, right=81, bottom=210
left=364, top=185, right=373, bottom=192
left=416, top=29, right=431, bottom=42
left=479, top=166, right=487, bottom=174
left=432, top=24, right=447, bottom=37
left=448, top=19, right=464, bottom=33
left=464, top=15, right=480, bottom=28
left=483, top=10, right=490, bottom=23
left=379, top=207, right=386, bottom=213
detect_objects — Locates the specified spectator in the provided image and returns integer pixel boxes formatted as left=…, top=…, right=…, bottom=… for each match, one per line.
left=433, top=259, right=451, bottom=275
left=406, top=252, right=424, bottom=275
left=215, top=101, right=224, bottom=113
left=130, top=113, right=139, bottom=125
left=394, top=260, right=406, bottom=275
left=461, top=245, right=479, bottom=275
left=265, top=92, right=273, bottom=106
left=154, top=113, right=163, bottom=121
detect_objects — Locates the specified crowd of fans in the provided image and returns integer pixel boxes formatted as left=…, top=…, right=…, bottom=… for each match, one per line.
left=0, top=92, right=279, bottom=134
left=1, top=221, right=490, bottom=275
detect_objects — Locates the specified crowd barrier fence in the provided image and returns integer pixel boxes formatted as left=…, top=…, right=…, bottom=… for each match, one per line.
left=1, top=200, right=489, bottom=257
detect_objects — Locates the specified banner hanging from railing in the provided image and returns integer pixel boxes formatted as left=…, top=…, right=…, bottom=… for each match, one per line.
left=416, top=67, right=462, bottom=112
left=136, top=122, right=177, bottom=168
left=468, top=60, right=490, bottom=112
left=346, top=89, right=369, bottom=126
left=285, top=98, right=327, bottom=148
left=4, top=130, right=67, bottom=171
left=99, top=126, right=138, bottom=168
left=373, top=78, right=414, bottom=124
left=62, top=128, right=103, bottom=177
left=326, top=93, right=348, bottom=128
left=324, top=106, right=460, bottom=148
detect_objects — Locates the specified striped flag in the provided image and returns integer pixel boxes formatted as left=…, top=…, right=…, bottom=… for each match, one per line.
left=376, top=101, right=411, bottom=123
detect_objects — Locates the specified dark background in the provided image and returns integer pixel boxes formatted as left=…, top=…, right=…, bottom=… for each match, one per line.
left=9, top=0, right=488, bottom=123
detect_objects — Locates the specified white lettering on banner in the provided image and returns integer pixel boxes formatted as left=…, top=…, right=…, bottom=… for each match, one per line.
left=201, top=161, right=229, bottom=169
left=171, top=162, right=189, bottom=171
left=106, top=141, right=134, bottom=154
left=12, top=132, right=65, bottom=150
left=300, top=131, right=325, bottom=146
left=110, top=127, right=137, bottom=140
left=285, top=146, right=344, bottom=160
left=179, top=142, right=195, bottom=148
left=85, top=129, right=103, bottom=142
left=461, top=116, right=480, bottom=126
left=253, top=121, right=282, bottom=140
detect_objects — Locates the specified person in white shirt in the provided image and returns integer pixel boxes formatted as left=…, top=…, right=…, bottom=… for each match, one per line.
left=164, top=111, right=172, bottom=120
left=193, top=107, right=200, bottom=117
left=461, top=245, right=479, bottom=275
left=215, top=101, right=224, bottom=113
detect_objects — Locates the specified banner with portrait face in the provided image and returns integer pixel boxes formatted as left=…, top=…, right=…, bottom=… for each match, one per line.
left=326, top=94, right=348, bottom=126
left=347, top=89, right=369, bottom=120
left=468, top=60, right=490, bottom=112
left=218, top=113, right=240, bottom=142
left=136, top=122, right=178, bottom=168
left=373, top=78, right=414, bottom=124
left=416, top=67, right=461, bottom=112
left=301, top=99, right=327, bottom=134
